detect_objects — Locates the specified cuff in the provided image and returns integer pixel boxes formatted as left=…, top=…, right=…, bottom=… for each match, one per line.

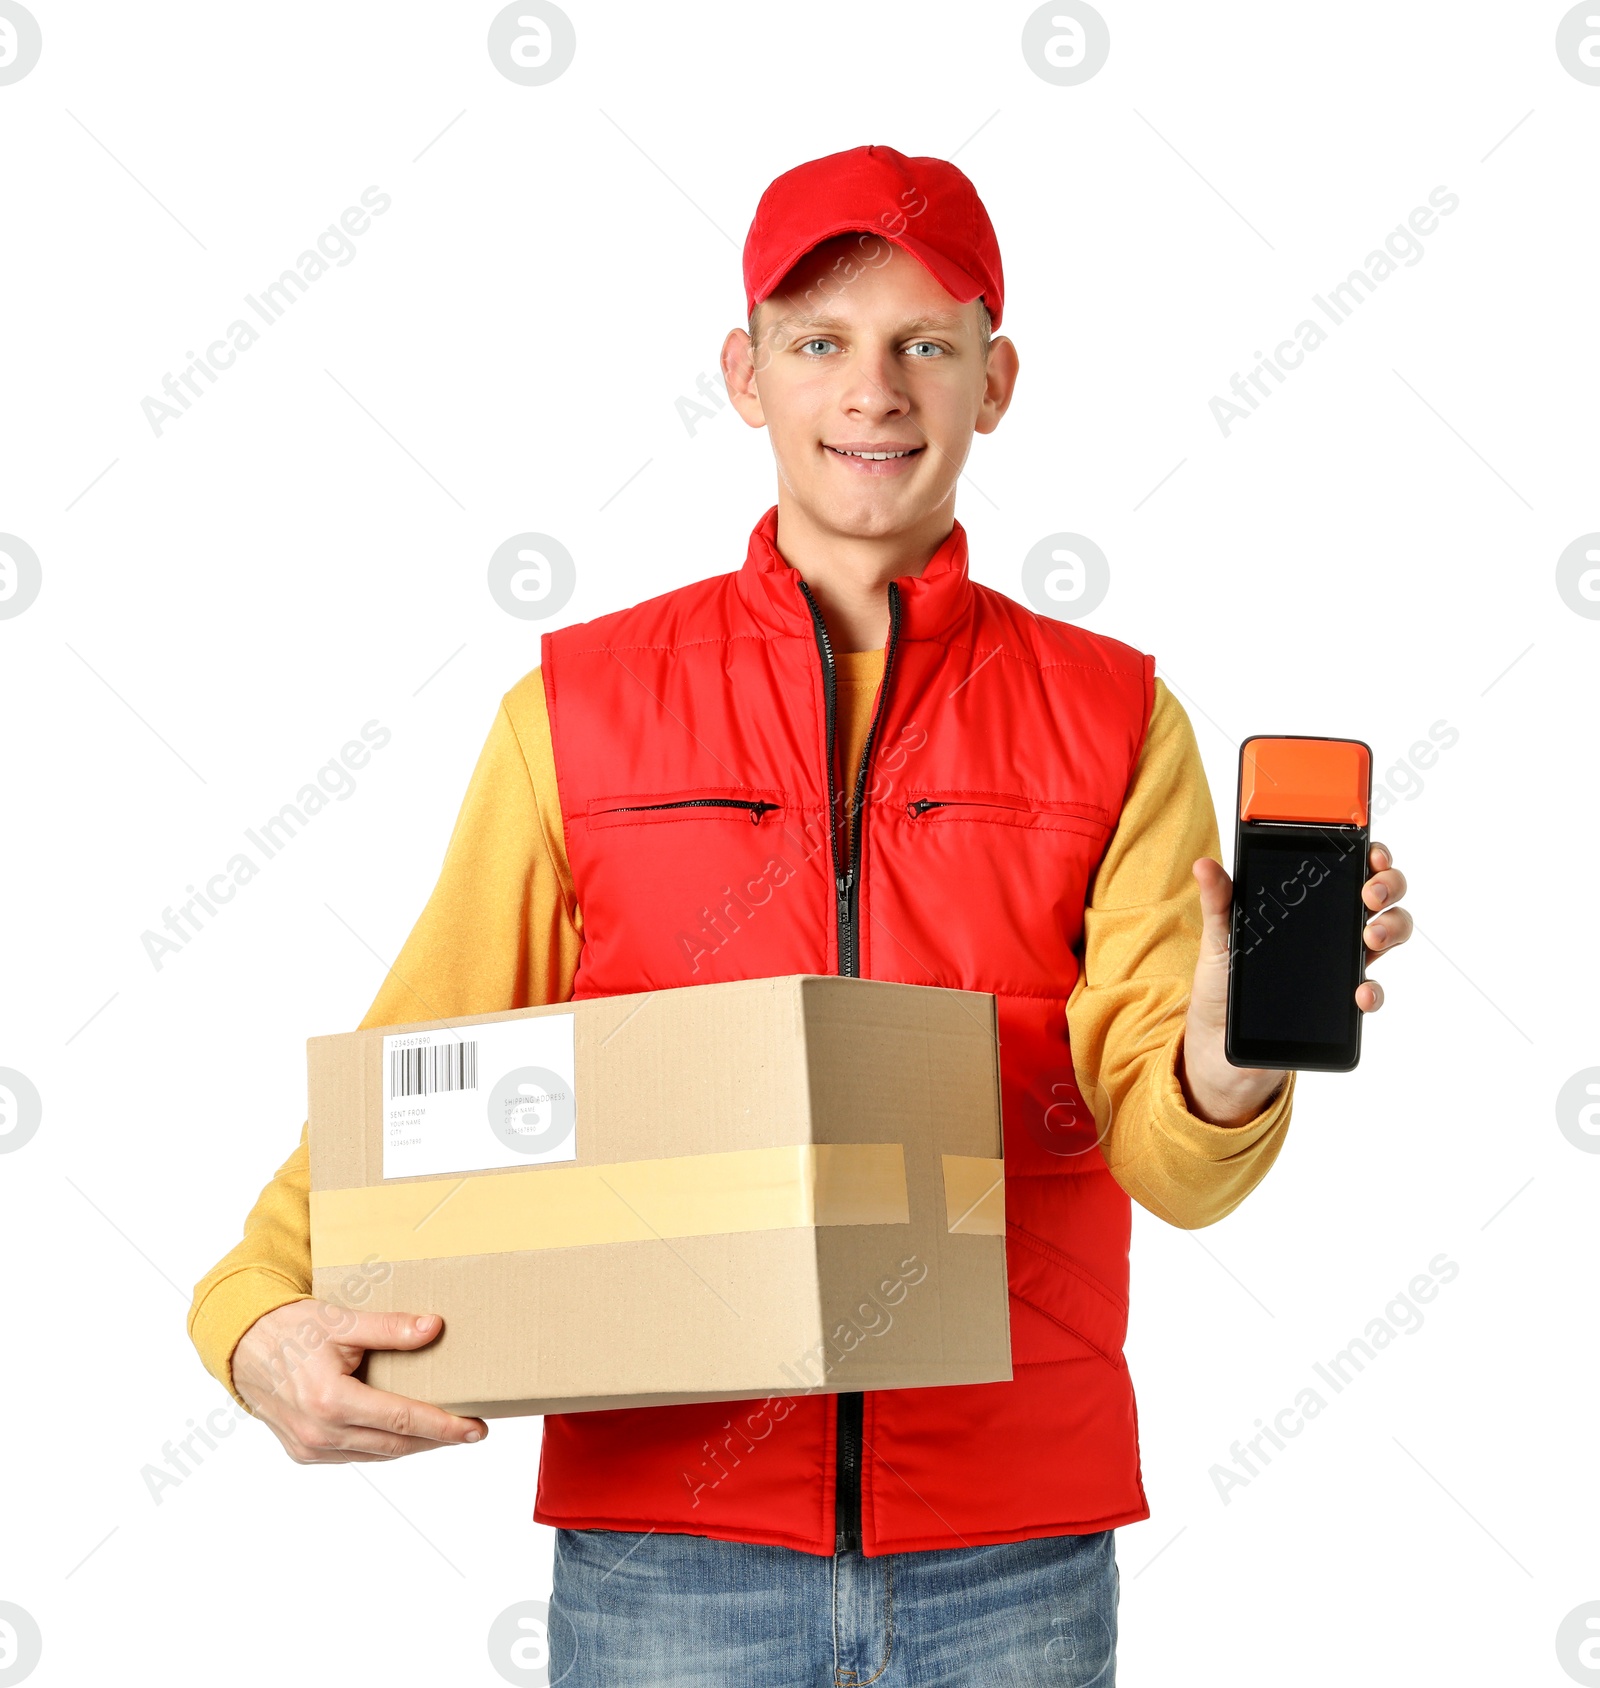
left=1150, top=1022, right=1297, bottom=1162
left=188, top=1268, right=313, bottom=1411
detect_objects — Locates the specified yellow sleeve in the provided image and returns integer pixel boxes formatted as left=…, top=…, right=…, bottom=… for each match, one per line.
left=186, top=668, right=581, bottom=1404
left=1067, top=678, right=1295, bottom=1229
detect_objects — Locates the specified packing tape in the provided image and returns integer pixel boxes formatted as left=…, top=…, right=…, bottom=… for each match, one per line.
left=311, top=1142, right=910, bottom=1267
left=942, top=1155, right=1006, bottom=1236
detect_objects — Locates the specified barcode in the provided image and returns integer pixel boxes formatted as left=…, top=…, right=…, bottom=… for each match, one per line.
left=390, top=1040, right=478, bottom=1098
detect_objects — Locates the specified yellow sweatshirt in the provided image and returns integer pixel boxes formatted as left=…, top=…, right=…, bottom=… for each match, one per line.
left=188, top=657, right=1295, bottom=1406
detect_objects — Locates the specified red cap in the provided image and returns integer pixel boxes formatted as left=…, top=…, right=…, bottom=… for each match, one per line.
left=743, top=144, right=1004, bottom=330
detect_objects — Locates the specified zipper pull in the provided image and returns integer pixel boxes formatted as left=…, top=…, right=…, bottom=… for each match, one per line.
left=907, top=798, right=933, bottom=817
left=836, top=873, right=853, bottom=925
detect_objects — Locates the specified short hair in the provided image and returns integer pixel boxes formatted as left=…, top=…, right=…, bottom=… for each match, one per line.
left=973, top=298, right=993, bottom=351
left=749, top=295, right=994, bottom=353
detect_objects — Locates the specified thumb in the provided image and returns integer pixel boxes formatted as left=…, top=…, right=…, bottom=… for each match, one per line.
left=328, top=1307, right=445, bottom=1355
left=1190, top=858, right=1234, bottom=1008
left=1193, top=857, right=1234, bottom=946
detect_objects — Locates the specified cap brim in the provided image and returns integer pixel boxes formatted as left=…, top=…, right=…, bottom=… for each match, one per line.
left=751, top=224, right=986, bottom=318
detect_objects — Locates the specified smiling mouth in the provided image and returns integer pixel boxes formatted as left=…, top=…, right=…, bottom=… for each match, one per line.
left=824, top=445, right=924, bottom=461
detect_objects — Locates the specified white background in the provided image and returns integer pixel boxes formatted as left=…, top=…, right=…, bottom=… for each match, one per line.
left=1, top=2, right=1595, bottom=1683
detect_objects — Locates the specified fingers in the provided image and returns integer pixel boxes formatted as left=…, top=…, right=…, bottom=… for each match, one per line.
left=1363, top=866, right=1408, bottom=910
left=1362, top=903, right=1413, bottom=963
left=234, top=1300, right=487, bottom=1466
left=270, top=1419, right=468, bottom=1464
left=1356, top=976, right=1386, bottom=1013
left=273, top=1378, right=486, bottom=1465
left=329, top=1308, right=447, bottom=1354
left=331, top=1426, right=464, bottom=1459
left=332, top=1378, right=488, bottom=1446
left=1361, top=840, right=1410, bottom=967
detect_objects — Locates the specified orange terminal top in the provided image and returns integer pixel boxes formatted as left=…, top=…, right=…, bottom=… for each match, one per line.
left=1239, top=736, right=1370, bottom=826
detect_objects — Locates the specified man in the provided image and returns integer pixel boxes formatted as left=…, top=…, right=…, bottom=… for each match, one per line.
left=190, top=145, right=1411, bottom=1683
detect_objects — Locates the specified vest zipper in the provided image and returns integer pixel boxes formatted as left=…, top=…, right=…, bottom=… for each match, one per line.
left=595, top=798, right=779, bottom=823
left=796, top=574, right=903, bottom=1554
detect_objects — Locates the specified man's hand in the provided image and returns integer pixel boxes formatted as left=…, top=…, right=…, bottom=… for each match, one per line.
left=232, top=1300, right=489, bottom=1464
left=1180, top=840, right=1411, bottom=1127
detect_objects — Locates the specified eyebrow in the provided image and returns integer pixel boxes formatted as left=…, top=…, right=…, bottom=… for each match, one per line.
left=766, top=310, right=969, bottom=336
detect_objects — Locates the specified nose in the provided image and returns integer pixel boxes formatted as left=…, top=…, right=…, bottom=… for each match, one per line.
left=839, top=339, right=911, bottom=423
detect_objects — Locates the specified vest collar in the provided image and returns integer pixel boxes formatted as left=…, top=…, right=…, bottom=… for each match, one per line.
left=735, top=504, right=974, bottom=643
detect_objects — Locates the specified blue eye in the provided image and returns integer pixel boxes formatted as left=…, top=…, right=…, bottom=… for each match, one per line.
left=905, top=341, right=943, bottom=357
left=801, top=339, right=835, bottom=356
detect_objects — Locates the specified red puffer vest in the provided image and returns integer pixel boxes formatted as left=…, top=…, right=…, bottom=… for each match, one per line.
left=534, top=507, right=1156, bottom=1555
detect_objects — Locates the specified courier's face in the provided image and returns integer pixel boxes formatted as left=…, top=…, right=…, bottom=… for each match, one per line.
left=723, top=234, right=1016, bottom=543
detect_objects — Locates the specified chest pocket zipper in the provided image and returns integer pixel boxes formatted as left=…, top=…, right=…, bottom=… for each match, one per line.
left=592, top=798, right=780, bottom=824
left=907, top=797, right=1017, bottom=817
left=905, top=795, right=1111, bottom=833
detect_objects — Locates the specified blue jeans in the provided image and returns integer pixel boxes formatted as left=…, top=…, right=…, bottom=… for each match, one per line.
left=547, top=1526, right=1118, bottom=1686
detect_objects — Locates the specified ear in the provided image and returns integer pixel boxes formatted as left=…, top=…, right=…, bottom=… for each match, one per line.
left=974, top=335, right=1020, bottom=436
left=722, top=327, right=768, bottom=430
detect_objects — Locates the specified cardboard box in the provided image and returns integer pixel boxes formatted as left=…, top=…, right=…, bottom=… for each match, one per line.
left=308, top=974, right=1010, bottom=1418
